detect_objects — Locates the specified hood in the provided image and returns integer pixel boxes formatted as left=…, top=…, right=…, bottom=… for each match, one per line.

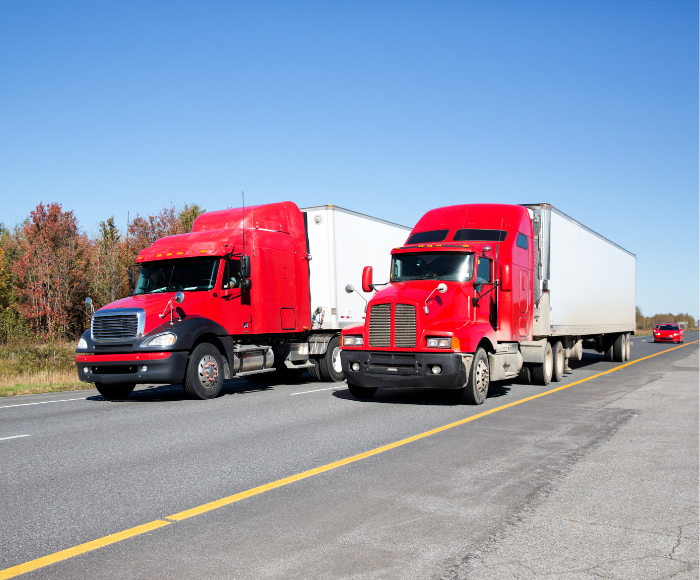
left=369, top=281, right=466, bottom=331
left=97, top=292, right=218, bottom=335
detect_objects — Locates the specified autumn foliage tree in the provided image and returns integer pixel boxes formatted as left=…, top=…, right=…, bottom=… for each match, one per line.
left=11, top=203, right=90, bottom=338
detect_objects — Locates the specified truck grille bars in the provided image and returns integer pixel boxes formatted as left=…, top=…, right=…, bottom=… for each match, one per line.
left=91, top=309, right=145, bottom=341
left=368, top=303, right=417, bottom=348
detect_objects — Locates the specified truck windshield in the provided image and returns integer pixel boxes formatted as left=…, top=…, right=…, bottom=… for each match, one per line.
left=391, top=252, right=474, bottom=282
left=135, top=258, right=220, bottom=294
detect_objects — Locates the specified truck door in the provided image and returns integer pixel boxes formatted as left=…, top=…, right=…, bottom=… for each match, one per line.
left=219, top=257, right=253, bottom=335
left=474, top=257, right=495, bottom=327
left=519, top=269, right=529, bottom=337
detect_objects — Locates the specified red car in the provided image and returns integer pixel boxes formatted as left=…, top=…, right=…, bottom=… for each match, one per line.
left=653, top=324, right=684, bottom=343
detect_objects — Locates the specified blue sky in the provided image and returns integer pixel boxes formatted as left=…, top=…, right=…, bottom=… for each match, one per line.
left=0, top=1, right=697, bottom=317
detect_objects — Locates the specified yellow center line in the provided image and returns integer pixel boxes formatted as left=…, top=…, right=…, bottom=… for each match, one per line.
left=1, top=340, right=696, bottom=579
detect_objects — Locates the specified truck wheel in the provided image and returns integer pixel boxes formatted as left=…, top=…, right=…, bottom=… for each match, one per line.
left=532, top=341, right=553, bottom=386
left=348, top=382, right=377, bottom=399
left=613, top=333, right=625, bottom=362
left=96, top=383, right=135, bottom=400
left=624, top=334, right=631, bottom=360
left=517, top=365, right=531, bottom=384
left=307, top=357, right=322, bottom=381
left=319, top=336, right=344, bottom=382
left=604, top=335, right=614, bottom=361
left=551, top=340, right=564, bottom=382
left=184, top=343, right=223, bottom=399
left=461, top=347, right=490, bottom=405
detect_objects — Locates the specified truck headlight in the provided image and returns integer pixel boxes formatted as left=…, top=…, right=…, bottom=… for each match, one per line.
left=426, top=337, right=452, bottom=348
left=141, top=332, right=177, bottom=348
left=343, top=335, right=363, bottom=346
left=77, top=337, right=88, bottom=350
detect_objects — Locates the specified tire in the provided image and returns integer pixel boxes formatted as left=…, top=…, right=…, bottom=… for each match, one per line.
left=319, top=336, right=344, bottom=382
left=307, top=357, right=322, bottom=381
left=625, top=334, right=631, bottom=361
left=517, top=364, right=531, bottom=385
left=551, top=340, right=564, bottom=382
left=532, top=341, right=553, bottom=386
left=96, top=383, right=135, bottom=400
left=604, top=335, right=614, bottom=361
left=183, top=343, right=224, bottom=399
left=348, top=382, right=377, bottom=399
left=461, top=347, right=490, bottom=405
left=613, top=333, right=625, bottom=362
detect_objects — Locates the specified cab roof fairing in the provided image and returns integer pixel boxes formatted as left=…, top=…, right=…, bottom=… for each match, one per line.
left=136, top=201, right=308, bottom=261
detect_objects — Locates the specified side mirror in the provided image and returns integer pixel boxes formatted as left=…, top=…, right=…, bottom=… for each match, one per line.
left=240, top=256, right=251, bottom=279
left=362, top=266, right=373, bottom=293
left=174, top=291, right=185, bottom=304
left=84, top=296, right=94, bottom=316
left=241, top=279, right=252, bottom=292
left=437, top=283, right=447, bottom=293
left=500, top=264, right=511, bottom=291
left=127, top=266, right=138, bottom=292
left=345, top=284, right=354, bottom=293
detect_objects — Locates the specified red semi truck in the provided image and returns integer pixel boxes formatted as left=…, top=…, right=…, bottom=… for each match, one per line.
left=75, top=202, right=409, bottom=399
left=340, top=203, right=636, bottom=404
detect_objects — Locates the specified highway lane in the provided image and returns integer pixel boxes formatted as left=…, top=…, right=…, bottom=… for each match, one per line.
left=0, top=332, right=697, bottom=579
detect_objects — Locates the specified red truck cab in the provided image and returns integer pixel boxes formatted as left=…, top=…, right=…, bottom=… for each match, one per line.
left=340, top=204, right=534, bottom=404
left=76, top=202, right=313, bottom=400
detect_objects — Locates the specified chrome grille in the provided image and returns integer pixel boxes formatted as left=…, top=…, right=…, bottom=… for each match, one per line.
left=92, top=314, right=139, bottom=340
left=394, top=304, right=417, bottom=348
left=369, top=304, right=391, bottom=347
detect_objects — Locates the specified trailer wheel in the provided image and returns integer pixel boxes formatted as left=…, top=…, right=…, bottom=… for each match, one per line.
left=95, top=383, right=135, bottom=400
left=347, top=382, right=377, bottom=399
left=532, top=341, right=553, bottom=386
left=461, top=347, right=490, bottom=405
left=613, top=333, right=625, bottom=362
left=604, top=335, right=614, bottom=361
left=307, top=357, right=322, bottom=381
left=184, top=343, right=223, bottom=399
left=517, top=365, right=531, bottom=384
left=551, top=340, right=564, bottom=382
left=319, top=336, right=344, bottom=382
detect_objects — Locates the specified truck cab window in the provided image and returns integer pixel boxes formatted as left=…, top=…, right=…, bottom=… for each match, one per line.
left=391, top=252, right=474, bottom=282
left=222, top=258, right=241, bottom=289
left=516, top=233, right=528, bottom=250
left=475, top=257, right=492, bottom=285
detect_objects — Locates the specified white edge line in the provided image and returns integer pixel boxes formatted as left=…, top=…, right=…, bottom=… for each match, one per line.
left=290, top=385, right=346, bottom=396
left=0, top=434, right=30, bottom=441
left=0, top=397, right=88, bottom=410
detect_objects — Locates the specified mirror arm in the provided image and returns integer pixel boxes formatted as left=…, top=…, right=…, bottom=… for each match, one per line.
left=471, top=282, right=499, bottom=308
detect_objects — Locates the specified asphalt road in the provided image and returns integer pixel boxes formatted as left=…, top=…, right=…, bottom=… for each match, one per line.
left=0, top=333, right=697, bottom=579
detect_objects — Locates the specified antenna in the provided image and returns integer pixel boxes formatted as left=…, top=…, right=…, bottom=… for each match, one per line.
left=242, top=191, right=245, bottom=257
left=126, top=211, right=129, bottom=265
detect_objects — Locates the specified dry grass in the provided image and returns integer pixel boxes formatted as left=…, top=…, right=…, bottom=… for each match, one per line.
left=0, top=342, right=89, bottom=397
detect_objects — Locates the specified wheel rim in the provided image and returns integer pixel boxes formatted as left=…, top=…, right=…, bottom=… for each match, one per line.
left=556, top=349, right=563, bottom=373
left=475, top=359, right=489, bottom=394
left=545, top=349, right=553, bottom=378
left=331, top=346, right=342, bottom=374
left=198, top=355, right=219, bottom=389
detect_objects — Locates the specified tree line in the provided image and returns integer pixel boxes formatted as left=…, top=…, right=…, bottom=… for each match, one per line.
left=635, top=306, right=697, bottom=330
left=0, top=202, right=204, bottom=343
left=0, top=201, right=696, bottom=343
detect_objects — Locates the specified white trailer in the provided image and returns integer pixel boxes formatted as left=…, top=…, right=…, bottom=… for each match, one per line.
left=523, top=203, right=636, bottom=369
left=302, top=205, right=411, bottom=330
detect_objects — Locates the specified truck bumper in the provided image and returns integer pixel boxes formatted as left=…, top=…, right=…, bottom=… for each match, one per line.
left=75, top=352, right=189, bottom=385
left=340, top=350, right=469, bottom=390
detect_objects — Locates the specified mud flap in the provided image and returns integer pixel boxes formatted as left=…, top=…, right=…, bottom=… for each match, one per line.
left=460, top=354, right=474, bottom=387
